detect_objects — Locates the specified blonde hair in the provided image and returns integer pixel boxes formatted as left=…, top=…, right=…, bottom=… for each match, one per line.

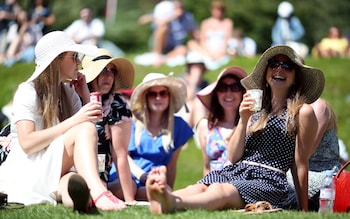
left=134, top=87, right=175, bottom=152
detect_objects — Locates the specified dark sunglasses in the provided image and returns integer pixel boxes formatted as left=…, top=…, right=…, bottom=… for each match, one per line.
left=101, top=67, right=117, bottom=76
left=216, top=82, right=242, bottom=93
left=147, top=90, right=169, bottom=98
left=268, top=60, right=295, bottom=71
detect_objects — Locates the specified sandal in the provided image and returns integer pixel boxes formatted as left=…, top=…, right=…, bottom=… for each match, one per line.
left=68, top=174, right=91, bottom=213
left=245, top=201, right=273, bottom=212
left=93, top=191, right=120, bottom=205
left=234, top=201, right=282, bottom=214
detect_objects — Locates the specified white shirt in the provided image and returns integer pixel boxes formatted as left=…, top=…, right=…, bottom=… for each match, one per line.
left=64, top=18, right=105, bottom=45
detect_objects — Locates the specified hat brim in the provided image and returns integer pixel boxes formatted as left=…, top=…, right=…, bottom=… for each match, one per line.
left=241, top=45, right=324, bottom=104
left=80, top=57, right=135, bottom=91
left=27, top=44, right=97, bottom=82
left=130, top=77, right=187, bottom=118
left=197, top=66, right=248, bottom=110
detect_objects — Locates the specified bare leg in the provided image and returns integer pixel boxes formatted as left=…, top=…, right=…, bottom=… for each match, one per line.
left=152, top=24, right=168, bottom=66
left=60, top=122, right=126, bottom=211
left=146, top=166, right=246, bottom=214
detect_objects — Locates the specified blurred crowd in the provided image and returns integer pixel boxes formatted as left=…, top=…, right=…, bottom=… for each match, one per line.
left=0, top=0, right=55, bottom=67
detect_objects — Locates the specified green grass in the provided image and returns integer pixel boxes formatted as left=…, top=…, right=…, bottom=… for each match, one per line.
left=1, top=55, right=350, bottom=218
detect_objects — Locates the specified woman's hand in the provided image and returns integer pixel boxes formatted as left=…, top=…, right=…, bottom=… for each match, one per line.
left=239, top=92, right=254, bottom=124
left=71, top=101, right=102, bottom=124
left=71, top=72, right=90, bottom=104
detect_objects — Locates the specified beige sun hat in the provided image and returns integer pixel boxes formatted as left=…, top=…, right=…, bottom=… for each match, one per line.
left=27, top=30, right=98, bottom=82
left=80, top=48, right=135, bottom=92
left=196, top=66, right=248, bottom=110
left=130, top=73, right=187, bottom=119
left=241, top=45, right=325, bottom=104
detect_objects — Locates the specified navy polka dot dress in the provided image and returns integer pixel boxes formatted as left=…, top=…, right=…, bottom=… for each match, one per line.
left=199, top=110, right=296, bottom=208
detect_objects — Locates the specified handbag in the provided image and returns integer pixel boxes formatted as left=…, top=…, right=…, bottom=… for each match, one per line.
left=333, top=161, right=350, bottom=212
left=0, top=124, right=11, bottom=165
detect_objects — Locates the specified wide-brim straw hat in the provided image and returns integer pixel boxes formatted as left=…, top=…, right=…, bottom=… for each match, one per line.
left=241, top=45, right=325, bottom=104
left=27, top=30, right=98, bottom=82
left=197, top=66, right=248, bottom=110
left=130, top=73, right=187, bottom=119
left=80, top=48, right=135, bottom=92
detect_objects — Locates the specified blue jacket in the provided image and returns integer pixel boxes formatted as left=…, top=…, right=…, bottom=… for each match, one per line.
left=271, top=16, right=305, bottom=45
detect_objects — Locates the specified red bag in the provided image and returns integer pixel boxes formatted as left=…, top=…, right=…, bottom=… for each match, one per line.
left=333, top=161, right=350, bottom=212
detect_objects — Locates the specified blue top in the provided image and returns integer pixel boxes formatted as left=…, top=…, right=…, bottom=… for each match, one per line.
left=109, top=116, right=193, bottom=185
left=0, top=3, right=15, bottom=31
left=271, top=16, right=305, bottom=45
left=164, top=12, right=197, bottom=52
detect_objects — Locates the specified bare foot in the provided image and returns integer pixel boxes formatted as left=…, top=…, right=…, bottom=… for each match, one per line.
left=146, top=166, right=175, bottom=214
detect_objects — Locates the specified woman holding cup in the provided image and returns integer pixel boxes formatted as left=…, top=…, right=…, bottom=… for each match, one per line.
left=0, top=31, right=126, bottom=212
left=80, top=48, right=136, bottom=204
left=145, top=45, right=325, bottom=213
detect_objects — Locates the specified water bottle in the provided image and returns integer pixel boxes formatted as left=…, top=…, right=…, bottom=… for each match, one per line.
left=318, top=170, right=335, bottom=214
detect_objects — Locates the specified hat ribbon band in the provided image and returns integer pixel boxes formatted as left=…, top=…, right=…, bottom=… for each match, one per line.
left=92, top=55, right=112, bottom=61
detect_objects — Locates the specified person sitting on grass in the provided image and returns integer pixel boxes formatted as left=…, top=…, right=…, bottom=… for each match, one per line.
left=286, top=98, right=342, bottom=210
left=80, top=48, right=136, bottom=204
left=196, top=66, right=247, bottom=176
left=0, top=31, right=126, bottom=212
left=108, top=73, right=193, bottom=201
left=145, top=45, right=325, bottom=213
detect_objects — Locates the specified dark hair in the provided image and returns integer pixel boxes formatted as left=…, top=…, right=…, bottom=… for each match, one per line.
left=207, top=74, right=244, bottom=129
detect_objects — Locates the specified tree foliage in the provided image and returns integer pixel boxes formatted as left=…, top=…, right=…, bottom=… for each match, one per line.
left=16, top=0, right=350, bottom=53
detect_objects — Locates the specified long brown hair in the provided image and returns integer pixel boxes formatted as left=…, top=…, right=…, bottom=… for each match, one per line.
left=249, top=65, right=305, bottom=136
left=33, top=54, right=64, bottom=129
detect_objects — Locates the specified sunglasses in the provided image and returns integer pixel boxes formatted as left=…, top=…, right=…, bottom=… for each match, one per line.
left=66, top=53, right=80, bottom=63
left=268, top=60, right=295, bottom=71
left=216, top=82, right=242, bottom=93
left=147, top=90, right=169, bottom=98
left=101, top=67, right=117, bottom=76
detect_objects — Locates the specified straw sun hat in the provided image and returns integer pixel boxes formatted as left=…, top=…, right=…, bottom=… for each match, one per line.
left=80, top=48, right=135, bottom=92
left=130, top=73, right=187, bottom=119
left=27, top=31, right=98, bottom=82
left=241, top=45, right=325, bottom=104
left=196, top=66, right=248, bottom=110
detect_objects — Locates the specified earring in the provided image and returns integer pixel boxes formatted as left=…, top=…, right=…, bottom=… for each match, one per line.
left=265, top=83, right=269, bottom=87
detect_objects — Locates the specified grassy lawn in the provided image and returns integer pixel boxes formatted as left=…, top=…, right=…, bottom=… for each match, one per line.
left=0, top=55, right=350, bottom=218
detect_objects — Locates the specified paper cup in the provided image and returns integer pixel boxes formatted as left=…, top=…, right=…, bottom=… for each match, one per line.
left=247, top=89, right=263, bottom=111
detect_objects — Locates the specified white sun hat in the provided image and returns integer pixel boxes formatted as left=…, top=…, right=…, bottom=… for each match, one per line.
left=26, top=30, right=98, bottom=82
left=278, top=1, right=294, bottom=18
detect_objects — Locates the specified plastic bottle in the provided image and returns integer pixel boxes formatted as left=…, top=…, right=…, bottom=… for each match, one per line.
left=318, top=170, right=335, bottom=214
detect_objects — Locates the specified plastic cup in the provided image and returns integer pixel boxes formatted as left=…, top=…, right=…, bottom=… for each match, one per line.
left=247, top=89, right=263, bottom=111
